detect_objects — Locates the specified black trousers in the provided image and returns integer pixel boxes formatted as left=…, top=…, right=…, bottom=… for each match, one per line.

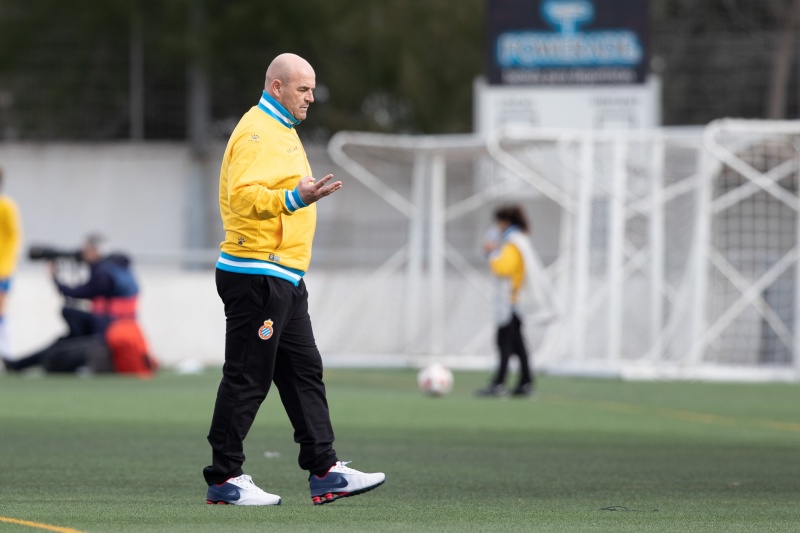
left=6, top=306, right=111, bottom=374
left=493, top=312, right=533, bottom=388
left=203, top=269, right=338, bottom=485
left=5, top=334, right=110, bottom=373
left=62, top=306, right=98, bottom=338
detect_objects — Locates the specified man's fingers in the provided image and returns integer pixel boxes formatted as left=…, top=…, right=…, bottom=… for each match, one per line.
left=309, top=175, right=341, bottom=195
left=318, top=181, right=343, bottom=197
left=313, top=174, right=335, bottom=189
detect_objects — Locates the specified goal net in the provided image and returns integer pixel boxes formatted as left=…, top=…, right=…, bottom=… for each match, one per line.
left=314, top=120, right=800, bottom=381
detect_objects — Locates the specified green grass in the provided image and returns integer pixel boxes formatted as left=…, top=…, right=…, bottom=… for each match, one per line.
left=1, top=369, right=799, bottom=532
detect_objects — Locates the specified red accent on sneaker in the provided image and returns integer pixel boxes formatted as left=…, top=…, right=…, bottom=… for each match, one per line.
left=312, top=492, right=339, bottom=505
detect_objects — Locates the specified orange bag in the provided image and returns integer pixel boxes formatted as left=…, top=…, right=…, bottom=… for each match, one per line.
left=105, top=319, right=158, bottom=377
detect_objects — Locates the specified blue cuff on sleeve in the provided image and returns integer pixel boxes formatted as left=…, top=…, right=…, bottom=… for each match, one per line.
left=285, top=188, right=308, bottom=213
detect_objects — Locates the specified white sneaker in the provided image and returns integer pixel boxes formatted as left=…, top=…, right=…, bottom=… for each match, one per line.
left=206, top=474, right=281, bottom=505
left=309, top=461, right=385, bottom=505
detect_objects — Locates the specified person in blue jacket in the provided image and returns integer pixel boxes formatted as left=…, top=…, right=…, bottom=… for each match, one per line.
left=3, top=234, right=141, bottom=373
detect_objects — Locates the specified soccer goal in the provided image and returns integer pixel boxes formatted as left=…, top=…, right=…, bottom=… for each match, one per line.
left=319, top=120, right=800, bottom=381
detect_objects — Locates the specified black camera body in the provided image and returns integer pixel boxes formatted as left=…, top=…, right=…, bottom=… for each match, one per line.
left=28, top=245, right=83, bottom=262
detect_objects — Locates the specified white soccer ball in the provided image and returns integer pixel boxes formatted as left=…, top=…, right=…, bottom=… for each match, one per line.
left=416, top=363, right=454, bottom=397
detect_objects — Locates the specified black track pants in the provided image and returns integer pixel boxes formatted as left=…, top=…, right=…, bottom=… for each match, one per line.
left=203, top=269, right=338, bottom=485
left=493, top=312, right=533, bottom=388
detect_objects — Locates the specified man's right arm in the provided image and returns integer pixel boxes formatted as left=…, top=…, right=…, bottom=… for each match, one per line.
left=226, top=137, right=308, bottom=220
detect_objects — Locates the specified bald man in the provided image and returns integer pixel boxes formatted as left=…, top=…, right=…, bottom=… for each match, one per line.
left=203, top=53, right=384, bottom=506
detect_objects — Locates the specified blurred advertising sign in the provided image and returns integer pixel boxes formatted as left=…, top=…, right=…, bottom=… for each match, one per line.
left=486, top=0, right=650, bottom=86
left=474, top=76, right=660, bottom=131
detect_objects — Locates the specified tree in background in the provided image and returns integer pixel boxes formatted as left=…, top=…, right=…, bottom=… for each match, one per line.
left=652, top=0, right=800, bottom=123
left=766, top=0, right=800, bottom=119
left=0, top=0, right=483, bottom=140
left=0, top=0, right=798, bottom=139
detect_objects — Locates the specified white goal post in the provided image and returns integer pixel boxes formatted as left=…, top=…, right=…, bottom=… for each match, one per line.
left=318, top=120, right=800, bottom=382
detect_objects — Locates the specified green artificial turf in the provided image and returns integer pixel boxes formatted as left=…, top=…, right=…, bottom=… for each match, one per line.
left=0, top=368, right=799, bottom=532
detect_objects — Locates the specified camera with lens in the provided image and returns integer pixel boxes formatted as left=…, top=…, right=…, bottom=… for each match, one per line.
left=28, top=245, right=84, bottom=262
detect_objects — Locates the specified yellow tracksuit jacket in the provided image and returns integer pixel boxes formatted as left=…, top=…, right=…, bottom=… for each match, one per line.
left=216, top=91, right=316, bottom=286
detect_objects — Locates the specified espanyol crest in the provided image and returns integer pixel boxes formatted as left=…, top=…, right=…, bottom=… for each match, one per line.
left=258, top=319, right=274, bottom=340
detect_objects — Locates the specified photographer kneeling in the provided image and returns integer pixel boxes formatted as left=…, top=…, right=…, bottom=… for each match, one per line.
left=3, top=234, right=157, bottom=377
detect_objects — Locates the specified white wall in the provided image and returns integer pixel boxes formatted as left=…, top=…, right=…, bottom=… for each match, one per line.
left=0, top=143, right=199, bottom=256
left=1, top=142, right=493, bottom=370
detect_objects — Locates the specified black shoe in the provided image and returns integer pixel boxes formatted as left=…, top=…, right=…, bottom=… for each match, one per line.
left=511, top=383, right=535, bottom=398
left=474, top=383, right=508, bottom=397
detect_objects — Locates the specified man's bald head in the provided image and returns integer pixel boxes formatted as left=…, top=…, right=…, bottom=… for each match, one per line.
left=265, top=53, right=314, bottom=87
left=264, top=53, right=317, bottom=121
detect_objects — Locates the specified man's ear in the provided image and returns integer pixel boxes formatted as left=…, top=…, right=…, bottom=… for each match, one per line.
left=270, top=79, right=282, bottom=98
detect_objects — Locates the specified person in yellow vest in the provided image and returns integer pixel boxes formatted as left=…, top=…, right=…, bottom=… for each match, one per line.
left=203, top=53, right=385, bottom=506
left=0, top=167, right=22, bottom=362
left=475, top=204, right=535, bottom=398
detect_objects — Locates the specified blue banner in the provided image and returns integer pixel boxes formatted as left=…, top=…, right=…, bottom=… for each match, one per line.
left=486, top=0, right=650, bottom=85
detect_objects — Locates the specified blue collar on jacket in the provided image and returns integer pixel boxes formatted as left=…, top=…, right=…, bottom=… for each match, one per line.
left=257, top=91, right=301, bottom=129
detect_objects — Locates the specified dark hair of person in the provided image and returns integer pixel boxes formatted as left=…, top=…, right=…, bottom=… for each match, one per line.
left=494, top=204, right=530, bottom=233
left=85, top=232, right=106, bottom=248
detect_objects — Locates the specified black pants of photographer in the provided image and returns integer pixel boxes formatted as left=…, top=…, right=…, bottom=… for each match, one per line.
left=203, top=270, right=338, bottom=485
left=62, top=306, right=99, bottom=338
left=4, top=307, right=112, bottom=374
left=493, top=312, right=533, bottom=388
left=4, top=335, right=111, bottom=373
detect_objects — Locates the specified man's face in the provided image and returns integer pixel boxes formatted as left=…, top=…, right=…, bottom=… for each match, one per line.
left=81, top=243, right=100, bottom=263
left=277, top=72, right=315, bottom=121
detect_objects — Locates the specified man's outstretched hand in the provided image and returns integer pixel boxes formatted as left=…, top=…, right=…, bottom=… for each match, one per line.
left=297, top=174, right=342, bottom=205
